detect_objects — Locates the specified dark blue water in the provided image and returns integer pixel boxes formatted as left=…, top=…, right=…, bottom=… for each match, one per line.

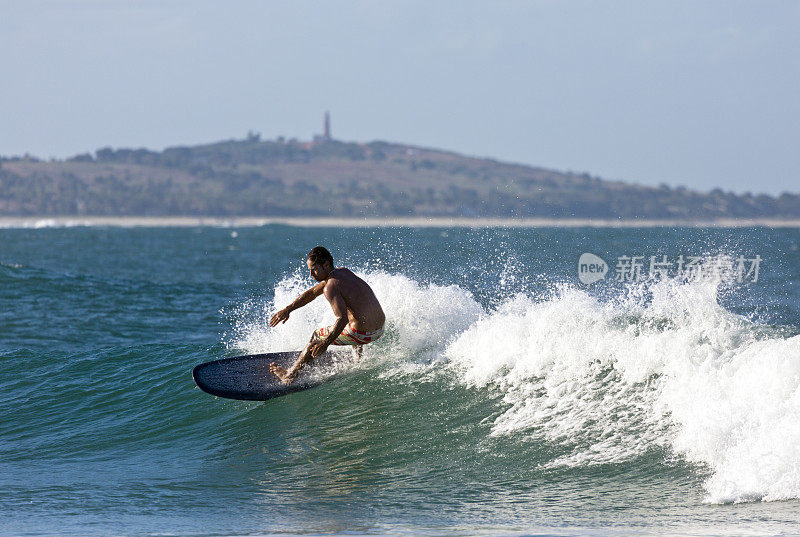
left=2, top=225, right=800, bottom=536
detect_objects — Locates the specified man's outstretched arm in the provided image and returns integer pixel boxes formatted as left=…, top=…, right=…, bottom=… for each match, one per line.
left=269, top=280, right=326, bottom=326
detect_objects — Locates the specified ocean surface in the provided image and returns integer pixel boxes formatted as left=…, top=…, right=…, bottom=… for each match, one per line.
left=2, top=224, right=800, bottom=537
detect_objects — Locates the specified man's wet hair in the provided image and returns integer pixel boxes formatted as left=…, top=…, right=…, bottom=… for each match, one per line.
left=308, top=246, right=334, bottom=268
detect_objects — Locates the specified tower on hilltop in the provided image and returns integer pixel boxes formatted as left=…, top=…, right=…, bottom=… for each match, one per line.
left=313, top=112, right=332, bottom=143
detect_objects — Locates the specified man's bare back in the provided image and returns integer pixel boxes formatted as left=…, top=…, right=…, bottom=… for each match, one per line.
left=324, top=268, right=385, bottom=332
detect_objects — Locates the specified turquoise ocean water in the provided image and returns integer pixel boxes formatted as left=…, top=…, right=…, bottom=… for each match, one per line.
left=2, top=224, right=800, bottom=536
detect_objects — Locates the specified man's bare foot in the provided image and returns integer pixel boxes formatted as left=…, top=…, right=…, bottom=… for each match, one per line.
left=269, top=363, right=294, bottom=385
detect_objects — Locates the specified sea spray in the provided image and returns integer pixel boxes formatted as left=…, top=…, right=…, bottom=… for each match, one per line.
left=226, top=257, right=800, bottom=505
left=663, top=334, right=800, bottom=503
left=444, top=272, right=800, bottom=503
left=444, top=286, right=670, bottom=466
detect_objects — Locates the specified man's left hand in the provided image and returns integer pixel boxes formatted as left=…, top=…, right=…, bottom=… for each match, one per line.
left=310, top=340, right=329, bottom=358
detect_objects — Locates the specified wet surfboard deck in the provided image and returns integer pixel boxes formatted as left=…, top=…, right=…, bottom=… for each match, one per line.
left=192, top=351, right=344, bottom=401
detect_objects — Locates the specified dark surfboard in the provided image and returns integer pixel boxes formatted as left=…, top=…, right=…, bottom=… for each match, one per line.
left=192, top=351, right=345, bottom=401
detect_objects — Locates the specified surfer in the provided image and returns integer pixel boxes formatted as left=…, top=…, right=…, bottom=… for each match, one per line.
left=268, top=246, right=385, bottom=385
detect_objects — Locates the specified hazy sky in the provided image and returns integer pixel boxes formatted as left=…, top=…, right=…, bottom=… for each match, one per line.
left=2, top=1, right=798, bottom=194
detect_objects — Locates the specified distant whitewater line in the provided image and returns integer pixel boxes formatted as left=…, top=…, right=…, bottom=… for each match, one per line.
left=2, top=216, right=800, bottom=229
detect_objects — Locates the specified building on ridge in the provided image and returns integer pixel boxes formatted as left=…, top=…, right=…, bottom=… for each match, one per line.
left=313, top=112, right=332, bottom=143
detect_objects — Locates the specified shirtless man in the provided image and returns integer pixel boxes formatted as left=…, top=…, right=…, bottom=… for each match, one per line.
left=269, top=246, right=385, bottom=385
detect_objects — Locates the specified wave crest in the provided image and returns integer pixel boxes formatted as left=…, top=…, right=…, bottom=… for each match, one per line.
left=230, top=267, right=800, bottom=504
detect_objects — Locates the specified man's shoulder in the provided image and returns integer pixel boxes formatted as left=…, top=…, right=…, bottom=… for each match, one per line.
left=329, top=267, right=355, bottom=280
left=322, top=274, right=342, bottom=291
left=324, top=268, right=358, bottom=292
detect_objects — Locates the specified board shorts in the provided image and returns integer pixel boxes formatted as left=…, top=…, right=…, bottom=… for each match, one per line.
left=311, top=323, right=384, bottom=346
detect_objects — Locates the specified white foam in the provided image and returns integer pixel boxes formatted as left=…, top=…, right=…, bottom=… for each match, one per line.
left=229, top=267, right=800, bottom=504
left=664, top=334, right=800, bottom=502
left=444, top=274, right=800, bottom=504
left=445, top=285, right=672, bottom=466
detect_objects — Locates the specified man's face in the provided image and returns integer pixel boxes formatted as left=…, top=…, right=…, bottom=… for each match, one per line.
left=307, top=258, right=329, bottom=282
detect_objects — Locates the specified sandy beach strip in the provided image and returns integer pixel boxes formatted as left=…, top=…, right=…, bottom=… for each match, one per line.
left=1, top=216, right=800, bottom=229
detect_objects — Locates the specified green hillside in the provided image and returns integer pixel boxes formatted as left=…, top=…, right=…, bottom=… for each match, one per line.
left=1, top=135, right=798, bottom=219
